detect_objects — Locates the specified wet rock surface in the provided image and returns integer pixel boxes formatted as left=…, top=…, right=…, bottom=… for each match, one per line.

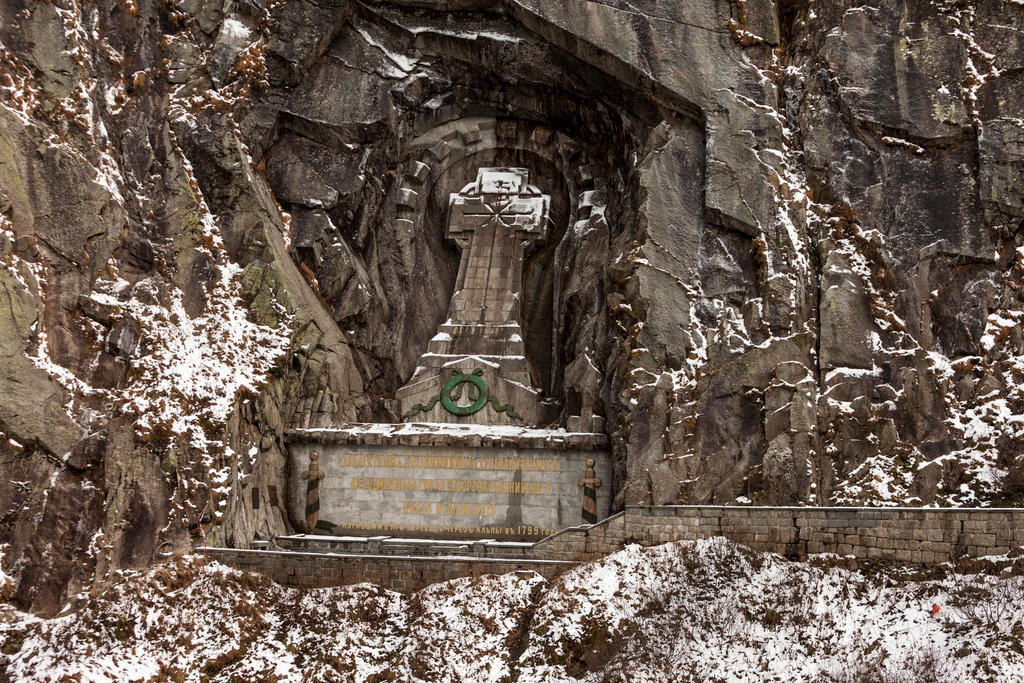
left=0, top=0, right=1021, bottom=613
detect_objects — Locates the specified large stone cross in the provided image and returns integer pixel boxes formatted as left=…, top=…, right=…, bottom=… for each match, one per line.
left=397, top=167, right=551, bottom=425
left=446, top=168, right=549, bottom=326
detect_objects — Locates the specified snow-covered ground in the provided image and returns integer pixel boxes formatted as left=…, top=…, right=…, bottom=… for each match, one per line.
left=2, top=538, right=1022, bottom=682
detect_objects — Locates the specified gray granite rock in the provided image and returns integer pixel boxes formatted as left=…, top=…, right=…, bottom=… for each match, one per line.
left=1, top=0, right=1023, bottom=614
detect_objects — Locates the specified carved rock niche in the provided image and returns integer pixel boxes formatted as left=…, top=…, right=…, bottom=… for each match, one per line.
left=258, top=6, right=703, bottom=434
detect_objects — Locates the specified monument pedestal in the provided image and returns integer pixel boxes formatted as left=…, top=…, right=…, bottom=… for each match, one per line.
left=397, top=167, right=551, bottom=426
left=284, top=167, right=612, bottom=543
left=285, top=423, right=610, bottom=542
left=397, top=349, right=542, bottom=426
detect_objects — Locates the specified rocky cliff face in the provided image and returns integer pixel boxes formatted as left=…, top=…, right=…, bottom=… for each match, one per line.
left=0, top=0, right=1022, bottom=614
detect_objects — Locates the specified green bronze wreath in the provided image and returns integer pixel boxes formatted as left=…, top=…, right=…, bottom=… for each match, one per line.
left=402, top=368, right=522, bottom=421
left=440, top=368, right=489, bottom=415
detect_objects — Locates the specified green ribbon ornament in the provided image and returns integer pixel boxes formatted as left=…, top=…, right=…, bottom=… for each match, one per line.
left=403, top=368, right=523, bottom=421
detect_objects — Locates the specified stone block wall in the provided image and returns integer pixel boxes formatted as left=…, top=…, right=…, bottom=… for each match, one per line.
left=204, top=548, right=577, bottom=592
left=534, top=506, right=1024, bottom=564
left=285, top=441, right=612, bottom=542
left=207, top=506, right=1024, bottom=593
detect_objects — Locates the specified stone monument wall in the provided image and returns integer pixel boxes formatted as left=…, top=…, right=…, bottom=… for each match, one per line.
left=286, top=426, right=610, bottom=541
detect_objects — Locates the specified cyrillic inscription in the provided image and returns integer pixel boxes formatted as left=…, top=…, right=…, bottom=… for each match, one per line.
left=290, top=443, right=611, bottom=541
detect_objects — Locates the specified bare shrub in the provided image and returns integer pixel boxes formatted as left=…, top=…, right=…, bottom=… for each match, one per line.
left=820, top=639, right=966, bottom=683
left=949, top=573, right=1024, bottom=629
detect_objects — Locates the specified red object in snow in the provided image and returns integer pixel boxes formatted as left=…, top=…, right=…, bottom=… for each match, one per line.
left=931, top=604, right=940, bottom=615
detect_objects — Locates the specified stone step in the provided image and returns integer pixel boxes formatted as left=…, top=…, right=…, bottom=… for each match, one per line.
left=274, top=534, right=538, bottom=559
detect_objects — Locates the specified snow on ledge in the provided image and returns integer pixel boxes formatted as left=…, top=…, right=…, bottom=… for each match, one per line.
left=286, top=422, right=608, bottom=449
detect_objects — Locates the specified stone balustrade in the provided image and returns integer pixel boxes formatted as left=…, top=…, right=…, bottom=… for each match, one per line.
left=203, top=505, right=1024, bottom=593
left=202, top=547, right=575, bottom=592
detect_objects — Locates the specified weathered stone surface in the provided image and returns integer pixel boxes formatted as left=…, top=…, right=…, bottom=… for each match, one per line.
left=1, top=0, right=1022, bottom=615
left=397, top=167, right=551, bottom=425
left=979, top=118, right=1024, bottom=222
left=538, top=505, right=1024, bottom=566
left=280, top=24, right=402, bottom=143
left=818, top=250, right=877, bottom=372
left=0, top=107, right=124, bottom=275
left=821, top=5, right=969, bottom=143
left=165, top=35, right=205, bottom=85
left=266, top=0, right=353, bottom=83
left=24, top=3, right=78, bottom=101
left=265, top=140, right=341, bottom=209
left=0, top=268, right=82, bottom=457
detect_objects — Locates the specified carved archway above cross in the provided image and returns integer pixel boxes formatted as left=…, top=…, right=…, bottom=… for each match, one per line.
left=391, top=117, right=611, bottom=425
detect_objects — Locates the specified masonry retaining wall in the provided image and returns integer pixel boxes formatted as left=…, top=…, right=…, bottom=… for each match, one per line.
left=534, top=506, right=1024, bottom=564
left=206, top=506, right=1024, bottom=592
